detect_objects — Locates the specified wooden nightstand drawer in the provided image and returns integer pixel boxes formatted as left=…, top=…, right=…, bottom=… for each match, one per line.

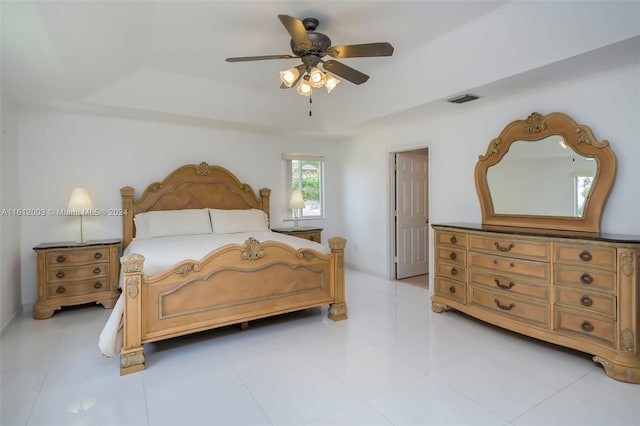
left=271, top=227, right=323, bottom=244
left=46, top=247, right=109, bottom=267
left=46, top=263, right=109, bottom=283
left=33, top=239, right=121, bottom=319
left=46, top=278, right=110, bottom=298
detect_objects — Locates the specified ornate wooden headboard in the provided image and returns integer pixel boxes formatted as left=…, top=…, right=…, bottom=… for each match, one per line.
left=120, top=162, right=271, bottom=248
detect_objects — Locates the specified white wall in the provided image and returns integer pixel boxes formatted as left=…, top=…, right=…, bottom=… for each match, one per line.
left=1, top=97, right=23, bottom=331
left=17, top=110, right=345, bottom=307
left=342, top=63, right=640, bottom=278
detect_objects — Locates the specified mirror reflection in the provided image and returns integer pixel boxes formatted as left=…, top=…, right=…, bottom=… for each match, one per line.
left=487, top=136, right=597, bottom=217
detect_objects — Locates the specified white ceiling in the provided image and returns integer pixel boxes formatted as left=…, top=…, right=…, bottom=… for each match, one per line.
left=2, top=1, right=639, bottom=138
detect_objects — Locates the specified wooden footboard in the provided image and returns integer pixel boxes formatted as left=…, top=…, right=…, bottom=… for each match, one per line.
left=120, top=236, right=346, bottom=375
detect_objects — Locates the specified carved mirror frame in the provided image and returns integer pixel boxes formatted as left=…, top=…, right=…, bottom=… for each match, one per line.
left=475, top=112, right=616, bottom=233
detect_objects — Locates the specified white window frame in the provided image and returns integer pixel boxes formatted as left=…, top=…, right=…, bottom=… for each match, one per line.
left=283, top=154, right=325, bottom=220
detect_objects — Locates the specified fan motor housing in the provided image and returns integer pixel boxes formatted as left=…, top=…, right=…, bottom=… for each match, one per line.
left=290, top=31, right=332, bottom=57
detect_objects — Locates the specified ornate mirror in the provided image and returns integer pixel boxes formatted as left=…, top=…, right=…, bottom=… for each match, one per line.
left=475, top=112, right=616, bottom=233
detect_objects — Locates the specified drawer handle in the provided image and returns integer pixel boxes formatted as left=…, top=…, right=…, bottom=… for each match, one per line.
left=449, top=286, right=456, bottom=294
left=581, top=321, right=594, bottom=332
left=56, top=271, right=65, bottom=279
left=309, top=236, right=315, bottom=241
left=449, top=252, right=457, bottom=261
left=450, top=267, right=458, bottom=276
left=450, top=236, right=457, bottom=244
left=94, top=282, right=103, bottom=289
left=56, top=255, right=66, bottom=263
left=56, top=286, right=65, bottom=294
left=494, top=279, right=514, bottom=290
left=494, top=298, right=515, bottom=311
left=494, top=242, right=514, bottom=252
left=580, top=273, right=593, bottom=285
left=580, top=295, right=593, bottom=307
left=93, top=267, right=101, bottom=275
left=94, top=252, right=103, bottom=259
left=579, top=250, right=592, bottom=262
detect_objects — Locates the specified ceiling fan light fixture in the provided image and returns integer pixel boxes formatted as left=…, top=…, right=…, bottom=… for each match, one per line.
left=308, top=67, right=327, bottom=88
left=297, top=76, right=313, bottom=96
left=325, top=74, right=340, bottom=93
left=279, top=67, right=300, bottom=88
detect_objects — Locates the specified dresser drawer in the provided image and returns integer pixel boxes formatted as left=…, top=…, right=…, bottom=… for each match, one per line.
left=470, top=269, right=548, bottom=300
left=46, top=247, right=110, bottom=267
left=435, top=246, right=466, bottom=267
left=470, top=252, right=549, bottom=280
left=554, top=265, right=615, bottom=293
left=555, top=308, right=615, bottom=348
left=435, top=262, right=466, bottom=283
left=555, top=288, right=616, bottom=319
left=470, top=287, right=549, bottom=328
left=46, top=278, right=110, bottom=298
left=470, top=234, right=549, bottom=261
left=46, top=263, right=109, bottom=283
left=434, top=277, right=466, bottom=304
left=554, top=242, right=616, bottom=271
left=435, top=230, right=467, bottom=248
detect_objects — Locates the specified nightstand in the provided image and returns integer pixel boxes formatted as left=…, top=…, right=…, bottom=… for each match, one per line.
left=33, top=239, right=121, bottom=319
left=271, top=227, right=323, bottom=243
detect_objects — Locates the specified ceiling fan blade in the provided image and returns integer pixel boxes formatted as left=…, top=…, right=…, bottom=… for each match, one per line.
left=280, top=64, right=307, bottom=89
left=226, top=54, right=296, bottom=62
left=327, top=42, right=394, bottom=58
left=278, top=15, right=313, bottom=51
left=322, top=60, right=370, bottom=85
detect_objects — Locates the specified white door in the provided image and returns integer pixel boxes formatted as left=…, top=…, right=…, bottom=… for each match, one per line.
left=395, top=151, right=429, bottom=279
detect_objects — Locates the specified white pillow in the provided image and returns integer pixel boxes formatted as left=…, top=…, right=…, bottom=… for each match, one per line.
left=134, top=208, right=213, bottom=238
left=210, top=208, right=269, bottom=234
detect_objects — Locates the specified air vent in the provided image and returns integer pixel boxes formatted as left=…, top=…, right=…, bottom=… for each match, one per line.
left=447, top=94, right=480, bottom=104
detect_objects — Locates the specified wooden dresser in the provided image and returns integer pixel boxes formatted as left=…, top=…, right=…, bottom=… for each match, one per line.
left=271, top=227, right=322, bottom=243
left=432, top=223, right=640, bottom=383
left=33, top=239, right=121, bottom=319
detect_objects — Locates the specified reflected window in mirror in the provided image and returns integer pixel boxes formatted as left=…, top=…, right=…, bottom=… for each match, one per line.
left=486, top=136, right=597, bottom=217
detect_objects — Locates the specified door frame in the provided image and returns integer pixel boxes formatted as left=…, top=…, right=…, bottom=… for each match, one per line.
left=387, top=143, right=431, bottom=281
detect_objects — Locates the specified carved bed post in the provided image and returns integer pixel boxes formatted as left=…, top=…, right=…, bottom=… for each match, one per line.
left=259, top=188, right=271, bottom=221
left=121, top=186, right=135, bottom=248
left=120, top=253, right=145, bottom=375
left=328, top=237, right=348, bottom=321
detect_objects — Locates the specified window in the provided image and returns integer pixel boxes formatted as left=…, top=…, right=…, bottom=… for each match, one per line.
left=575, top=175, right=593, bottom=216
left=283, top=154, right=324, bottom=219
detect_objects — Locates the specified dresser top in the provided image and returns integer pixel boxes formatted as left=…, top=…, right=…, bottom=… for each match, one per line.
left=33, top=239, right=122, bottom=250
left=432, top=222, right=640, bottom=244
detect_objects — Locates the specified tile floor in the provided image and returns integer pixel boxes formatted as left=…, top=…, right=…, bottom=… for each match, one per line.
left=1, top=269, right=639, bottom=426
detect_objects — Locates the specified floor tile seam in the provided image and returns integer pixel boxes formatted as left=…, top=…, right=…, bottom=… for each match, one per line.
left=506, top=369, right=595, bottom=425
left=425, top=371, right=512, bottom=423
left=140, top=373, right=152, bottom=426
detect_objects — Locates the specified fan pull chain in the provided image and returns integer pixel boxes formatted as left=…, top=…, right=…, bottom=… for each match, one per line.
left=309, top=97, right=312, bottom=117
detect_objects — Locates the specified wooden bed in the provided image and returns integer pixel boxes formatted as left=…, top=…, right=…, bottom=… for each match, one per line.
left=118, top=162, right=347, bottom=375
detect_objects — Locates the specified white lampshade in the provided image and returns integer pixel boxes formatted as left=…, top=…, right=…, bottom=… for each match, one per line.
left=297, top=77, right=313, bottom=96
left=289, top=189, right=305, bottom=209
left=325, top=74, right=341, bottom=93
left=279, top=67, right=300, bottom=88
left=308, top=67, right=327, bottom=88
left=67, top=187, right=94, bottom=214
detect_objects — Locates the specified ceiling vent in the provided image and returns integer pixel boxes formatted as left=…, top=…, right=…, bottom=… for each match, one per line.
left=447, top=94, right=480, bottom=104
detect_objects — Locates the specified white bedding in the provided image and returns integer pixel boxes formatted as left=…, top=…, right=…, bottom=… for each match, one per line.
left=99, top=231, right=330, bottom=357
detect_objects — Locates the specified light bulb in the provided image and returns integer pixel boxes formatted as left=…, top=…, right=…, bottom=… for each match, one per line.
left=308, top=67, right=326, bottom=88
left=297, top=77, right=313, bottom=96
left=279, top=67, right=300, bottom=88
left=325, top=74, right=340, bottom=93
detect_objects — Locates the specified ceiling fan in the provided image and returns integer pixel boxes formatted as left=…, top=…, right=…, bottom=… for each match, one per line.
left=225, top=15, right=394, bottom=95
